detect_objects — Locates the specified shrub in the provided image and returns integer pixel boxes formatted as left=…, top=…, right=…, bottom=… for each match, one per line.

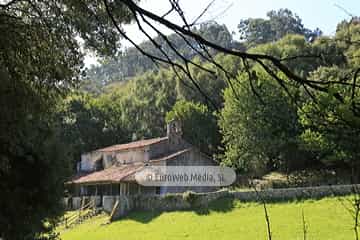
left=163, top=194, right=179, bottom=203
left=182, top=191, right=200, bottom=207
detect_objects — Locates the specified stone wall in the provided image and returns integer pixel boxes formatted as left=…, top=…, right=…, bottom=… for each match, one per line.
left=163, top=149, right=218, bottom=194
left=127, top=184, right=359, bottom=212
left=132, top=194, right=190, bottom=211
left=64, top=184, right=360, bottom=220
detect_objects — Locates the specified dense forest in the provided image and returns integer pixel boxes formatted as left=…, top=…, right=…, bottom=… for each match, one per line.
left=1, top=2, right=360, bottom=239
left=82, top=21, right=243, bottom=92
left=69, top=9, right=360, bottom=177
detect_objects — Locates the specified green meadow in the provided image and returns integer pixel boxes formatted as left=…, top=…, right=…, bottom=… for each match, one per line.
left=59, top=196, right=355, bottom=240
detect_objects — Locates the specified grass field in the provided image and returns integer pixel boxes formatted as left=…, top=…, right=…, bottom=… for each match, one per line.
left=59, top=196, right=356, bottom=240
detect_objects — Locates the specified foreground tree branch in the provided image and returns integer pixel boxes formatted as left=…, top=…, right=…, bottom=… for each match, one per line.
left=101, top=0, right=360, bottom=116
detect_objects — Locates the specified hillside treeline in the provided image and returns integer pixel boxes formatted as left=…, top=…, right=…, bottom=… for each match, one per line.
left=59, top=10, right=360, bottom=176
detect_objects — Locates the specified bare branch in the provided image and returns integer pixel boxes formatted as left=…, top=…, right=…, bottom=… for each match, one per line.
left=243, top=58, right=265, bottom=104
left=351, top=68, right=360, bottom=113
left=334, top=3, right=355, bottom=18
left=161, top=5, right=175, bottom=18
left=99, top=0, right=360, bottom=117
left=118, top=0, right=350, bottom=95
left=190, top=0, right=215, bottom=26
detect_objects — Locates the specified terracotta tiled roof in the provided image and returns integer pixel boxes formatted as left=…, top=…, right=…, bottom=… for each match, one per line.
left=95, top=137, right=168, bottom=152
left=122, top=149, right=192, bottom=182
left=149, top=148, right=191, bottom=163
left=68, top=164, right=144, bottom=184
left=69, top=148, right=193, bottom=184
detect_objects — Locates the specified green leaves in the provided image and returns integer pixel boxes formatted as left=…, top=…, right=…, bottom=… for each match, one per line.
left=0, top=1, right=134, bottom=238
left=84, top=22, right=242, bottom=90
left=298, top=66, right=360, bottom=167
left=166, top=100, right=220, bottom=155
left=219, top=69, right=304, bottom=173
left=238, top=8, right=308, bottom=47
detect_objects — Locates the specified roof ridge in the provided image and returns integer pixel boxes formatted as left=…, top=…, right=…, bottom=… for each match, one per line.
left=94, top=136, right=168, bottom=152
left=149, top=148, right=192, bottom=162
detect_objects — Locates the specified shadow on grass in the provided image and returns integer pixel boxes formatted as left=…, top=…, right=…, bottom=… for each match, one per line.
left=194, top=196, right=236, bottom=215
left=123, top=210, right=162, bottom=223
left=118, top=196, right=237, bottom=223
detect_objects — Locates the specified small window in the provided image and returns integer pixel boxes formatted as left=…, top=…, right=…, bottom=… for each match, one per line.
left=94, top=158, right=104, bottom=171
left=155, top=187, right=161, bottom=195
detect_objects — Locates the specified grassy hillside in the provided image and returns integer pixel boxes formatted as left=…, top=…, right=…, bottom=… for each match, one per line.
left=59, top=196, right=354, bottom=240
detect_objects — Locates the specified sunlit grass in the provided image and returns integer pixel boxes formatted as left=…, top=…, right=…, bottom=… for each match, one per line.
left=60, top=196, right=355, bottom=240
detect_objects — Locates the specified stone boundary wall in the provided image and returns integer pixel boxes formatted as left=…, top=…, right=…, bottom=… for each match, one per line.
left=131, top=184, right=360, bottom=212
left=230, top=184, right=360, bottom=202
left=63, top=184, right=360, bottom=219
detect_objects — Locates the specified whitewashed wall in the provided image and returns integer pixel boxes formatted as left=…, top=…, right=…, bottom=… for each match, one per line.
left=115, top=147, right=149, bottom=164
left=80, top=151, right=102, bottom=171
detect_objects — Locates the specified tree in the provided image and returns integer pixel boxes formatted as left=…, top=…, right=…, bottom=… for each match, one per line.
left=299, top=66, right=360, bottom=176
left=267, top=9, right=306, bottom=40
left=250, top=34, right=346, bottom=77
left=96, top=68, right=179, bottom=139
left=56, top=93, right=133, bottom=166
left=238, top=18, right=273, bottom=46
left=166, top=100, right=220, bottom=155
left=217, top=33, right=344, bottom=174
left=175, top=55, right=234, bottom=107
left=2, top=0, right=360, bottom=237
left=0, top=69, right=72, bottom=240
left=219, top=69, right=304, bottom=174
left=238, top=8, right=308, bottom=47
left=0, top=1, right=133, bottom=239
left=297, top=19, right=360, bottom=178
left=102, top=0, right=356, bottom=118
left=84, top=21, right=242, bottom=89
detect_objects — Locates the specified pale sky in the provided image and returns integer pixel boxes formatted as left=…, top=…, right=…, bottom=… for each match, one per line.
left=84, top=0, right=360, bottom=66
